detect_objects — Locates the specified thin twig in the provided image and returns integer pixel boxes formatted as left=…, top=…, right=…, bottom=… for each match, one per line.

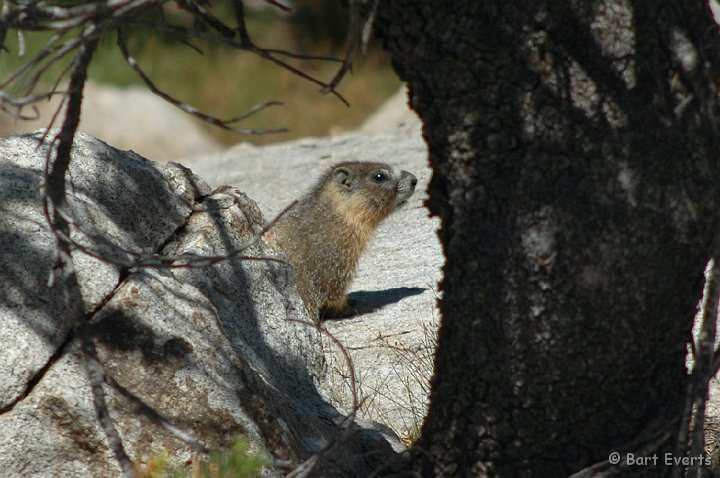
left=2, top=0, right=351, bottom=128
left=126, top=19, right=343, bottom=63
left=231, top=0, right=251, bottom=46
left=1, top=0, right=153, bottom=31
left=41, top=24, right=138, bottom=478
left=128, top=18, right=350, bottom=105
left=361, top=0, right=380, bottom=55
left=19, top=38, right=81, bottom=97
left=116, top=24, right=288, bottom=135
left=175, top=0, right=235, bottom=39
left=0, top=31, right=67, bottom=90
left=42, top=23, right=97, bottom=301
left=50, top=196, right=297, bottom=270
left=322, top=0, right=360, bottom=97
left=254, top=45, right=349, bottom=107
left=39, top=92, right=68, bottom=145
left=262, top=0, right=292, bottom=14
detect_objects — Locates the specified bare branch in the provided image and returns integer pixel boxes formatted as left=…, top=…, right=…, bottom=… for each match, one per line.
left=254, top=44, right=350, bottom=107
left=41, top=22, right=97, bottom=312
left=19, top=39, right=79, bottom=97
left=231, top=0, right=252, bottom=47
left=155, top=1, right=350, bottom=106
left=126, top=18, right=343, bottom=62
left=1, top=0, right=155, bottom=31
left=45, top=30, right=98, bottom=208
left=262, top=0, right=293, bottom=14
left=322, top=0, right=360, bottom=97
left=126, top=17, right=350, bottom=105
left=361, top=0, right=380, bottom=54
left=176, top=0, right=235, bottom=39
left=116, top=24, right=288, bottom=135
left=38, top=24, right=137, bottom=478
left=0, top=87, right=66, bottom=110
left=2, top=0, right=354, bottom=133
left=48, top=197, right=298, bottom=271
left=0, top=32, right=68, bottom=90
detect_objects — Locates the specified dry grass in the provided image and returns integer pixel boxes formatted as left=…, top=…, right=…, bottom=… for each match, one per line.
left=322, top=296, right=439, bottom=446
left=370, top=314, right=437, bottom=446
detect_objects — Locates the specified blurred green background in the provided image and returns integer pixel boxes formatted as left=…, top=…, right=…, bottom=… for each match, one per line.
left=0, top=0, right=401, bottom=145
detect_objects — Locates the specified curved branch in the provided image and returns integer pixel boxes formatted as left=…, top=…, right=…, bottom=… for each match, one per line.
left=54, top=197, right=297, bottom=270
left=116, top=24, right=288, bottom=135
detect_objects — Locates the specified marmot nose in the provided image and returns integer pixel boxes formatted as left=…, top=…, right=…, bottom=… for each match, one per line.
left=401, top=171, right=418, bottom=189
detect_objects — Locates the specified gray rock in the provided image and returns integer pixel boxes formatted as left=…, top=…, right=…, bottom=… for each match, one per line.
left=359, top=86, right=422, bottom=138
left=0, top=131, right=402, bottom=477
left=182, top=127, right=442, bottom=441
left=1, top=131, right=201, bottom=410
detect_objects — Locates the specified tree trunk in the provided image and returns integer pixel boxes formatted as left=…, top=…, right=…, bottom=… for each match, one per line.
left=375, top=1, right=720, bottom=476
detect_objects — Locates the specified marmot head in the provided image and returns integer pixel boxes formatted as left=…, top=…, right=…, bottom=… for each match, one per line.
left=324, top=161, right=417, bottom=230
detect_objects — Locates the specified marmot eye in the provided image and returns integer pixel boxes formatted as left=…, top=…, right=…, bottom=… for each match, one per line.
left=373, top=172, right=387, bottom=182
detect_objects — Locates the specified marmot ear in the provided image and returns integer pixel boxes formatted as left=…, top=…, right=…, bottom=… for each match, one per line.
left=333, top=167, right=352, bottom=189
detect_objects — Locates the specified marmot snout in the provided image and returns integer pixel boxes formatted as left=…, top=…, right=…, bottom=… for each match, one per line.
left=274, top=161, right=417, bottom=321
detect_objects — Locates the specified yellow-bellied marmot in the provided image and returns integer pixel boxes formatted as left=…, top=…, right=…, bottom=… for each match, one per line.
left=274, top=161, right=417, bottom=321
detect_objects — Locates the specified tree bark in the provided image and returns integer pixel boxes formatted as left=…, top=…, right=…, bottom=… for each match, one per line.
left=375, top=1, right=720, bottom=476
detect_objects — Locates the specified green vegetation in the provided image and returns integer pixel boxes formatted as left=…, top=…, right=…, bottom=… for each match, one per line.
left=136, top=436, right=269, bottom=478
left=0, top=3, right=401, bottom=145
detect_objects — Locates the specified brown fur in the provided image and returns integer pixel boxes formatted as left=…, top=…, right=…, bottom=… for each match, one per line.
left=274, top=161, right=417, bottom=321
